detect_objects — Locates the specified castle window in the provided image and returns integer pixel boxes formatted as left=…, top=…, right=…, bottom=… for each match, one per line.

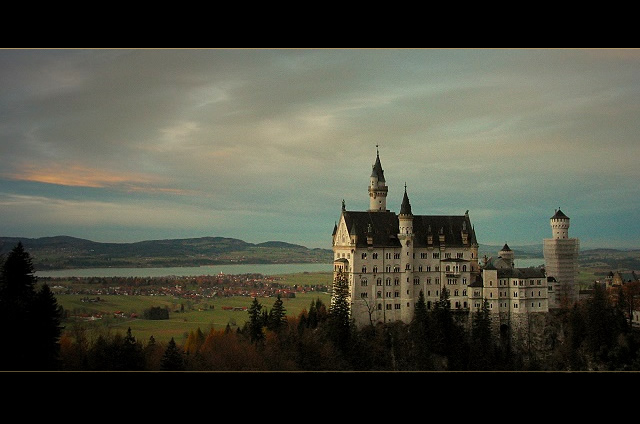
left=457, top=253, right=464, bottom=259
left=394, top=253, right=400, bottom=259
left=373, top=266, right=378, bottom=273
left=405, top=263, right=411, bottom=270
left=394, top=278, right=399, bottom=285
left=386, top=266, right=391, bottom=272
left=463, top=289, right=467, bottom=296
left=362, top=266, right=367, bottom=273
left=361, top=293, right=368, bottom=298
left=362, top=253, right=367, bottom=259
left=454, top=290, right=459, bottom=296
left=444, top=253, right=451, bottom=259
left=433, top=253, right=439, bottom=259
left=386, top=304, right=392, bottom=310
left=418, top=266, right=423, bottom=272
left=426, top=266, right=431, bottom=272
left=394, top=291, right=399, bottom=297
left=386, top=278, right=391, bottom=286
left=426, top=278, right=431, bottom=284
left=395, top=304, right=401, bottom=310
left=373, top=253, right=378, bottom=259
left=463, top=278, right=467, bottom=285
left=377, top=291, right=382, bottom=298
left=361, top=279, right=368, bottom=286
left=377, top=304, right=382, bottom=310
left=377, top=279, right=382, bottom=286
left=462, top=265, right=467, bottom=272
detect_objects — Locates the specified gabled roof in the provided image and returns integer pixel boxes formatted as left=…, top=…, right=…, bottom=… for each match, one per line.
left=497, top=267, right=546, bottom=279
left=341, top=210, right=477, bottom=248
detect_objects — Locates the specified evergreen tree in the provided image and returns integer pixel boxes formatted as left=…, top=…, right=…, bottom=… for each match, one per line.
left=0, top=242, right=62, bottom=370
left=247, top=297, right=265, bottom=344
left=267, top=294, right=287, bottom=332
left=161, top=337, right=185, bottom=371
left=469, top=298, right=494, bottom=370
left=409, top=290, right=433, bottom=370
left=121, top=327, right=145, bottom=370
left=328, top=269, right=352, bottom=355
left=31, top=283, right=64, bottom=370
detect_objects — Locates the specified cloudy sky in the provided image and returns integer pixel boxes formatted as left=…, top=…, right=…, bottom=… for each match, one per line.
left=1, top=48, right=639, bottom=249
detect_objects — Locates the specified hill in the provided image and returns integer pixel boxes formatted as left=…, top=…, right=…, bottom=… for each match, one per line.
left=0, top=236, right=333, bottom=270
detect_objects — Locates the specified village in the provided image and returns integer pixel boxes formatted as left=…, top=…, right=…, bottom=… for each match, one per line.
left=42, top=272, right=330, bottom=300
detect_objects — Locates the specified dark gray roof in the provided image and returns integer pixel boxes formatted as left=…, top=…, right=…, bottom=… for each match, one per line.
left=552, top=208, right=569, bottom=220
left=399, top=186, right=412, bottom=215
left=371, top=152, right=385, bottom=182
left=496, top=267, right=546, bottom=279
left=501, top=243, right=511, bottom=251
left=341, top=210, right=477, bottom=248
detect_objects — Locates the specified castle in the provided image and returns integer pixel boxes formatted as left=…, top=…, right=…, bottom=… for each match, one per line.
left=332, top=148, right=577, bottom=328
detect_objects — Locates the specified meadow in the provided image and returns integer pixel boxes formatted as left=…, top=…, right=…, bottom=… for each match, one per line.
left=56, top=272, right=333, bottom=346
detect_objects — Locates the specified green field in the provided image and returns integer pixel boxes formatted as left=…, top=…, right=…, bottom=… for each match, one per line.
left=57, top=272, right=333, bottom=346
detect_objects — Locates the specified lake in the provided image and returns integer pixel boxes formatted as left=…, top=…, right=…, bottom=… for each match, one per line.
left=35, top=258, right=546, bottom=278
left=36, top=262, right=333, bottom=278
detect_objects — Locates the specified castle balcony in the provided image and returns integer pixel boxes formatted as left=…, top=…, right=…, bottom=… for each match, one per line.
left=445, top=270, right=461, bottom=277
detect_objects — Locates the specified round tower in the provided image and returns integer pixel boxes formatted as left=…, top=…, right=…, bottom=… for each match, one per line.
left=551, top=208, right=570, bottom=239
left=499, top=243, right=514, bottom=268
left=368, top=146, right=388, bottom=212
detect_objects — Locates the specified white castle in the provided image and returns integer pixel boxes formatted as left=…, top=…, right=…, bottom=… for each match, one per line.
left=332, top=148, right=554, bottom=328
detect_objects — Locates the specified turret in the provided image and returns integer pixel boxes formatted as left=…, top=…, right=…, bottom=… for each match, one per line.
left=368, top=146, right=388, bottom=212
left=551, top=208, right=570, bottom=239
left=398, top=183, right=413, bottom=236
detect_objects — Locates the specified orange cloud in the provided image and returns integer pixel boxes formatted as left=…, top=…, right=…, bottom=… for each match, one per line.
left=4, top=162, right=191, bottom=195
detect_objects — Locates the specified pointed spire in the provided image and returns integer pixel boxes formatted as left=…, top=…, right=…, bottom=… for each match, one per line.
left=400, top=183, right=412, bottom=215
left=342, top=199, right=346, bottom=212
left=371, top=145, right=385, bottom=182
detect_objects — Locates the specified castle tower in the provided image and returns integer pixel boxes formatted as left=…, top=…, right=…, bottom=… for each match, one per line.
left=499, top=243, right=514, bottom=268
left=543, top=208, right=579, bottom=308
left=368, top=145, right=388, bottom=212
left=397, top=184, right=414, bottom=322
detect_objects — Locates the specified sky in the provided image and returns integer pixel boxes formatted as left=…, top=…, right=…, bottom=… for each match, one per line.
left=1, top=48, right=639, bottom=250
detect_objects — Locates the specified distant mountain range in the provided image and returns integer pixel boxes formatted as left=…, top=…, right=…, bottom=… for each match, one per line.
left=1, top=236, right=637, bottom=271
left=0, top=236, right=333, bottom=270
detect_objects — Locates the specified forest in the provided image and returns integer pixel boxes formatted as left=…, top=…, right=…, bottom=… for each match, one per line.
left=2, top=241, right=640, bottom=372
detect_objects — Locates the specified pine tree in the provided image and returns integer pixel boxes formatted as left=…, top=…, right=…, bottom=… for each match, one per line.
left=31, top=283, right=64, bottom=370
left=247, top=297, right=265, bottom=344
left=328, top=269, right=352, bottom=354
left=0, top=242, right=62, bottom=370
left=268, top=294, right=287, bottom=332
left=409, top=290, right=433, bottom=370
left=469, top=298, right=494, bottom=370
left=161, top=337, right=185, bottom=371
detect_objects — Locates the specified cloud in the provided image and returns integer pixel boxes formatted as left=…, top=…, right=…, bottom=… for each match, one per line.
left=1, top=49, right=639, bottom=248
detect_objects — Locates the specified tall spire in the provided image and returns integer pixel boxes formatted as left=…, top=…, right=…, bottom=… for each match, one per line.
left=400, top=183, right=412, bottom=215
left=368, top=145, right=388, bottom=212
left=371, top=144, right=385, bottom=182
